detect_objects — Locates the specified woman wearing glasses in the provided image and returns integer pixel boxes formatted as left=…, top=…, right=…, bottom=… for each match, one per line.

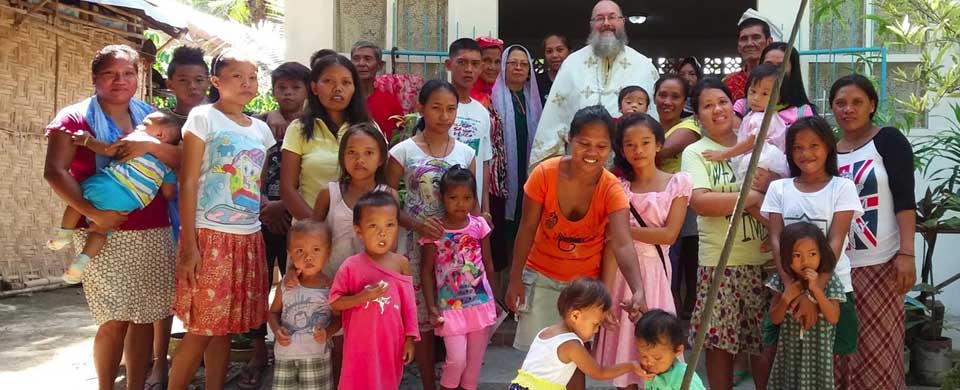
left=490, top=45, right=544, bottom=294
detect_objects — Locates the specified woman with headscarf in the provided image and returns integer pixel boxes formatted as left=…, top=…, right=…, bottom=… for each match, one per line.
left=471, top=36, right=504, bottom=106
left=490, top=45, right=543, bottom=285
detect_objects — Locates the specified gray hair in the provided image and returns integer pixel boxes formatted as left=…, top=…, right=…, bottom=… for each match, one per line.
left=351, top=40, right=383, bottom=62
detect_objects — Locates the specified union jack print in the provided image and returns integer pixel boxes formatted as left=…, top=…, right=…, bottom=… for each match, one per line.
left=839, top=159, right=879, bottom=249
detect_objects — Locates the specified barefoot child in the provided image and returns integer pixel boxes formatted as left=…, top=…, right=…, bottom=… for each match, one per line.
left=269, top=220, right=341, bottom=390
left=619, top=86, right=650, bottom=115
left=49, top=111, right=182, bottom=284
left=767, top=222, right=845, bottom=389
left=633, top=309, right=705, bottom=390
left=312, top=122, right=396, bottom=387
left=386, top=79, right=478, bottom=388
left=510, top=277, right=646, bottom=390
left=168, top=50, right=275, bottom=390
left=329, top=191, right=419, bottom=389
left=420, top=166, right=499, bottom=390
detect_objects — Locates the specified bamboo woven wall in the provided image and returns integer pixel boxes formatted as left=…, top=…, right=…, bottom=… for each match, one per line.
left=0, top=6, right=139, bottom=291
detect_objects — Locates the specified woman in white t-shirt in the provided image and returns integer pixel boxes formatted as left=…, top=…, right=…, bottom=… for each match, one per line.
left=760, top=116, right=864, bottom=367
left=831, top=74, right=915, bottom=390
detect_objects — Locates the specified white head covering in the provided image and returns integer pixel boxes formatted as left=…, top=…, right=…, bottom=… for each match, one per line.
left=739, top=8, right=783, bottom=41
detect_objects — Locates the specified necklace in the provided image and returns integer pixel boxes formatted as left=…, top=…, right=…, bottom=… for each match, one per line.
left=425, top=134, right=450, bottom=158
left=839, top=127, right=878, bottom=152
left=512, top=91, right=526, bottom=116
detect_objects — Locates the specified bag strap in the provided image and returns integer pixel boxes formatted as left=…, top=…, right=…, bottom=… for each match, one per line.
left=628, top=203, right=668, bottom=276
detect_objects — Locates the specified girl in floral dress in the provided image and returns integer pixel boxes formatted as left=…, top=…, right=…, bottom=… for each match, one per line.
left=420, top=166, right=498, bottom=390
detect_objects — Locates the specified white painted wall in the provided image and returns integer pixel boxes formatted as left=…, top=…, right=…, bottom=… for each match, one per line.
left=447, top=0, right=498, bottom=43
left=911, top=100, right=960, bottom=314
left=285, top=0, right=337, bottom=66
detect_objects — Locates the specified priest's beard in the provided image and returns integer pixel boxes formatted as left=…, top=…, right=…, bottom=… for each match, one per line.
left=588, top=29, right=628, bottom=60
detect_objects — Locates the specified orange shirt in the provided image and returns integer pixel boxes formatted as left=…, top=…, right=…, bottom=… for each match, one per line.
left=523, top=157, right=629, bottom=281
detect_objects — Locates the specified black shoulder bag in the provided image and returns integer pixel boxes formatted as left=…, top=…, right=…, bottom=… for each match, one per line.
left=628, top=204, right=669, bottom=276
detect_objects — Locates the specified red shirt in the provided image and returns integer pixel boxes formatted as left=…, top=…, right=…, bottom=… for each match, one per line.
left=723, top=70, right=748, bottom=101
left=45, top=102, right=171, bottom=231
left=367, top=89, right=404, bottom=140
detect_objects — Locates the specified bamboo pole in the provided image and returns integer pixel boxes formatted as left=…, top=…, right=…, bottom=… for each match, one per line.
left=680, top=1, right=809, bottom=388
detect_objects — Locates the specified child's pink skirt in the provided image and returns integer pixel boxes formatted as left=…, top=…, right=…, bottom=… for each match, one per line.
left=173, top=228, right=268, bottom=336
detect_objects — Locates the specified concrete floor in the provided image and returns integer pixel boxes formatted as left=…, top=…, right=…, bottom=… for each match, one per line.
left=0, top=287, right=941, bottom=389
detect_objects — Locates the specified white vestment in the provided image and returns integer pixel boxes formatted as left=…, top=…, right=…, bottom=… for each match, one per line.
left=529, top=45, right=660, bottom=168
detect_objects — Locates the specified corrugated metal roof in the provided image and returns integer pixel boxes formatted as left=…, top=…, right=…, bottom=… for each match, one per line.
left=80, top=0, right=186, bottom=36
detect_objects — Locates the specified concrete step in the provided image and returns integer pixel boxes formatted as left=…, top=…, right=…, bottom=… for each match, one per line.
left=490, top=316, right=517, bottom=346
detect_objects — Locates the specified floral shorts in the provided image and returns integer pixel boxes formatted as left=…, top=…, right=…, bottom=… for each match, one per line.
left=689, top=265, right=767, bottom=355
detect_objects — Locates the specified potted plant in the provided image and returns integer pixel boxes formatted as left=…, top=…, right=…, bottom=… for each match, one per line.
left=902, top=105, right=960, bottom=386
left=906, top=286, right=954, bottom=385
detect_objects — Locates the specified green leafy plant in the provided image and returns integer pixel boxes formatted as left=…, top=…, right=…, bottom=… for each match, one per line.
left=181, top=0, right=284, bottom=26
left=942, top=364, right=960, bottom=390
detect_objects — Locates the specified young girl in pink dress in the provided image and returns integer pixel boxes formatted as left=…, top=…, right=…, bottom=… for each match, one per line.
left=420, top=166, right=498, bottom=390
left=329, top=191, right=419, bottom=389
left=595, top=113, right=692, bottom=390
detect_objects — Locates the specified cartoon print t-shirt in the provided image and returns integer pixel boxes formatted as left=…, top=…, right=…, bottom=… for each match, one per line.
left=523, top=157, right=629, bottom=281
left=418, top=215, right=496, bottom=336
left=388, top=138, right=476, bottom=220
left=275, top=285, right=332, bottom=360
left=183, top=104, right=275, bottom=235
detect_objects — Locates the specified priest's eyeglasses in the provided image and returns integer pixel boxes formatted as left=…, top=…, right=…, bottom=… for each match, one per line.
left=590, top=15, right=624, bottom=24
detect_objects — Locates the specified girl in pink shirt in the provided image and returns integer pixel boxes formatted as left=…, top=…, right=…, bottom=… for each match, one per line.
left=329, top=191, right=419, bottom=389
left=420, top=166, right=498, bottom=390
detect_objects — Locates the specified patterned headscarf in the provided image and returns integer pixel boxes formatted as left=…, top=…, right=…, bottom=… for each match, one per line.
left=470, top=36, right=505, bottom=102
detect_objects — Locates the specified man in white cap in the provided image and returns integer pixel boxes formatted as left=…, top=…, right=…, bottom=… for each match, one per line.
left=528, top=0, right=659, bottom=169
left=724, top=9, right=779, bottom=101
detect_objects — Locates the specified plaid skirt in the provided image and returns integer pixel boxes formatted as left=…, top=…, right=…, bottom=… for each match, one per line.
left=834, top=261, right=906, bottom=390
left=76, top=227, right=176, bottom=325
